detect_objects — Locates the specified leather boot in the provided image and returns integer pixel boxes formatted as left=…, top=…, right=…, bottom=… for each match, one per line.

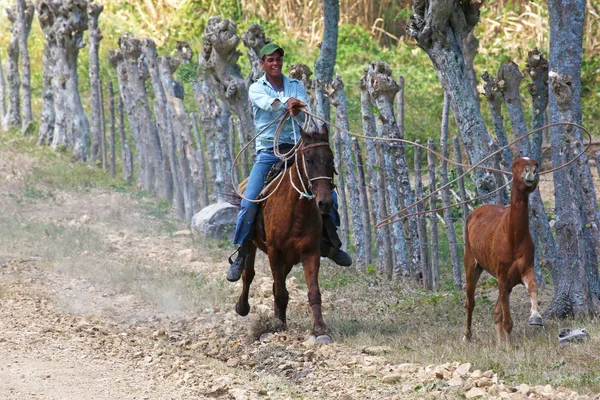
left=226, top=240, right=252, bottom=282
left=321, top=215, right=353, bottom=267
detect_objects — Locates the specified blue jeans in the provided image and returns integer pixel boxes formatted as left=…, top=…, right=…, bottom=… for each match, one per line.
left=232, top=148, right=340, bottom=246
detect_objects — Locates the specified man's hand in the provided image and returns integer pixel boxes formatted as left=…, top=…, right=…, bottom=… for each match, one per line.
left=286, top=98, right=307, bottom=116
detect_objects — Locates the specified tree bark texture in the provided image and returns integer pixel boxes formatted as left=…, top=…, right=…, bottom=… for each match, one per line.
left=313, top=0, right=338, bottom=122
left=190, top=113, right=209, bottom=209
left=427, top=139, right=440, bottom=289
left=108, top=80, right=116, bottom=178
left=202, top=17, right=254, bottom=177
left=545, top=0, right=600, bottom=317
left=88, top=2, right=104, bottom=163
left=414, top=143, right=431, bottom=290
left=35, top=3, right=54, bottom=145
left=409, top=1, right=498, bottom=197
left=0, top=51, right=5, bottom=121
left=16, top=0, right=34, bottom=134
left=3, top=6, right=20, bottom=131
left=37, top=0, right=90, bottom=161
left=526, top=48, right=549, bottom=164
left=367, top=62, right=414, bottom=279
left=461, top=31, right=480, bottom=105
left=241, top=24, right=267, bottom=85
left=327, top=75, right=366, bottom=268
left=439, top=93, right=462, bottom=289
left=118, top=90, right=133, bottom=182
left=360, top=73, right=391, bottom=272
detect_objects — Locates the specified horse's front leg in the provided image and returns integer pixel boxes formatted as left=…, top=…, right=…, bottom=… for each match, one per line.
left=302, top=253, right=331, bottom=343
left=235, top=245, right=257, bottom=317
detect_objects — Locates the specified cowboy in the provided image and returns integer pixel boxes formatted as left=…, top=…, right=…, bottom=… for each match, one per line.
left=226, top=43, right=352, bottom=282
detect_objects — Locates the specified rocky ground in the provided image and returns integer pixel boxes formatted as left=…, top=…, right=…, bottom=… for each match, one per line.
left=1, top=149, right=598, bottom=399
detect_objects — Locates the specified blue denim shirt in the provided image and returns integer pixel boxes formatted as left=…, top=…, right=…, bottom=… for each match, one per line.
left=249, top=74, right=309, bottom=152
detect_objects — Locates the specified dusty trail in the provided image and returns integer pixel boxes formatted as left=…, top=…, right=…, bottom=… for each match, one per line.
left=0, top=149, right=594, bottom=399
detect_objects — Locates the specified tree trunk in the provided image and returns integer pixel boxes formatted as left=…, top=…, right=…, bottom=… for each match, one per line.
left=35, top=2, right=54, bottom=145
left=289, top=64, right=316, bottom=112
left=545, top=0, right=600, bottom=317
left=88, top=2, right=104, bottom=164
left=190, top=113, right=209, bottom=209
left=482, top=71, right=512, bottom=172
left=108, top=80, right=116, bottom=178
left=452, top=136, right=469, bottom=236
left=367, top=62, right=413, bottom=279
left=439, top=93, right=462, bottom=289
left=328, top=75, right=366, bottom=268
left=0, top=51, right=5, bottom=121
left=427, top=139, right=440, bottom=289
left=360, top=74, right=391, bottom=272
left=314, top=0, right=338, bottom=122
left=414, top=143, right=431, bottom=290
left=118, top=89, right=133, bottom=183
left=15, top=0, right=34, bottom=134
left=409, top=1, right=497, bottom=197
left=462, top=31, right=480, bottom=105
left=143, top=38, right=181, bottom=215
left=3, top=6, right=20, bottom=131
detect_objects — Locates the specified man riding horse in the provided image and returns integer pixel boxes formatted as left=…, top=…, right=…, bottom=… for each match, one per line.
left=227, top=43, right=352, bottom=282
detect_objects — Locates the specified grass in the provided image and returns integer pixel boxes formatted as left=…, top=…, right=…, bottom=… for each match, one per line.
left=291, top=265, right=600, bottom=395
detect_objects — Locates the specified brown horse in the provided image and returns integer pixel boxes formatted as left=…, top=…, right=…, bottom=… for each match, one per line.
left=464, top=157, right=542, bottom=347
left=234, top=121, right=335, bottom=343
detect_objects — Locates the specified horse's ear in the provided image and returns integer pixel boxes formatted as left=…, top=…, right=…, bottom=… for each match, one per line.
left=319, top=123, right=329, bottom=141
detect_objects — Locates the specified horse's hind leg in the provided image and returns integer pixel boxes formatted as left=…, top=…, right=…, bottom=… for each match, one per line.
left=464, top=248, right=482, bottom=342
left=493, top=297, right=504, bottom=345
left=269, top=251, right=291, bottom=328
left=235, top=245, right=257, bottom=317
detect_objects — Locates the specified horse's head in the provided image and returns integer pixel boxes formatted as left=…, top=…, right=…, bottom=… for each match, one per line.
left=300, top=122, right=335, bottom=215
left=512, top=157, right=539, bottom=193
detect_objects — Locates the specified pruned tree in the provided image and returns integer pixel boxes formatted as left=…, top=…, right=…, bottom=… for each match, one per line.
left=0, top=51, right=6, bottom=121
left=37, top=0, right=90, bottom=161
left=313, top=0, right=339, bottom=122
left=36, top=1, right=54, bottom=145
left=366, top=62, right=413, bottom=279
left=88, top=1, right=104, bottom=164
left=526, top=48, right=549, bottom=164
left=288, top=63, right=316, bottom=112
left=202, top=16, right=254, bottom=177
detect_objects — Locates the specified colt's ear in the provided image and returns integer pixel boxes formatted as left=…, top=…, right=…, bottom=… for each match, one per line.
left=319, top=123, right=329, bottom=141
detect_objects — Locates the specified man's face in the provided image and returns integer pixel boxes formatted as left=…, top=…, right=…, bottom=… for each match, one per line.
left=260, top=50, right=283, bottom=81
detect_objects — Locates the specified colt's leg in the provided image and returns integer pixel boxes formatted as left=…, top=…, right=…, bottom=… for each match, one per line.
left=493, top=297, right=504, bottom=345
left=269, top=251, right=290, bottom=327
left=235, top=245, right=257, bottom=316
left=302, top=253, right=328, bottom=338
left=464, top=249, right=482, bottom=342
left=498, top=280, right=513, bottom=348
left=522, top=269, right=543, bottom=326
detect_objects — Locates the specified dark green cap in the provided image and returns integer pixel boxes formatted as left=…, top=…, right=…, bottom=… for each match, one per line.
left=259, top=43, right=284, bottom=59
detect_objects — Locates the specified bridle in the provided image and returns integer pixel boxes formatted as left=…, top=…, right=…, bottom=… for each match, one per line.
left=291, top=141, right=334, bottom=200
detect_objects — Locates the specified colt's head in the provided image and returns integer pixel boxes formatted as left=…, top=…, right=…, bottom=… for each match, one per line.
left=300, top=122, right=334, bottom=215
left=512, top=157, right=539, bottom=191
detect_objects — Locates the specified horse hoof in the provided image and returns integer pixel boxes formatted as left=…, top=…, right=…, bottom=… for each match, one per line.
left=315, top=334, right=333, bottom=345
left=235, top=302, right=250, bottom=317
left=529, top=316, right=543, bottom=326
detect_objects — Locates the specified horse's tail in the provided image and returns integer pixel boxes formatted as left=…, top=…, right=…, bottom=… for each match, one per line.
left=223, top=184, right=242, bottom=208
